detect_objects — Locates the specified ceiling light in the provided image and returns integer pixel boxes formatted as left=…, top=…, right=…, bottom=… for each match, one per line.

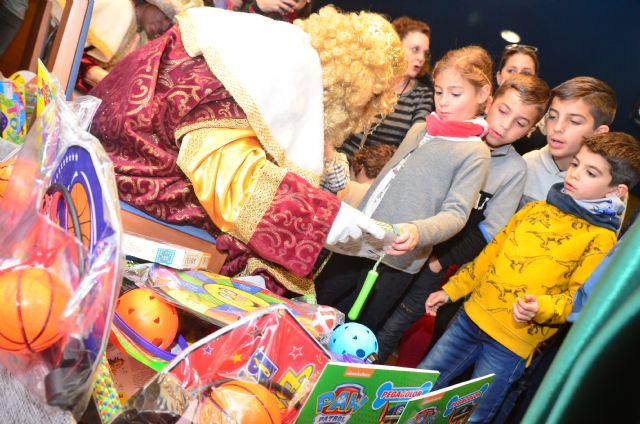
left=500, top=30, right=521, bottom=43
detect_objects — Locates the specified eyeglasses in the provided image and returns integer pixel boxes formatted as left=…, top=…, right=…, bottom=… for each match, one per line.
left=408, top=46, right=431, bottom=61
left=505, top=43, right=538, bottom=52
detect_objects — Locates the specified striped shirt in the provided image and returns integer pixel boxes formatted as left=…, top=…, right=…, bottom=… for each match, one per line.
left=340, top=80, right=434, bottom=161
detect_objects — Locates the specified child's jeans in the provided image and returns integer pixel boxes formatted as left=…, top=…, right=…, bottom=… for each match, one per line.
left=417, top=310, right=526, bottom=423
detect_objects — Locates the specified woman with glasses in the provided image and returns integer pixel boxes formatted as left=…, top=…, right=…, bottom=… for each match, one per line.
left=496, top=44, right=539, bottom=85
left=497, top=44, right=547, bottom=155
left=339, top=16, right=434, bottom=163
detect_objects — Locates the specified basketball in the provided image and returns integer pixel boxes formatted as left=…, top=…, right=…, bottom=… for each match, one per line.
left=209, top=380, right=282, bottom=424
left=114, top=288, right=178, bottom=351
left=0, top=267, right=71, bottom=353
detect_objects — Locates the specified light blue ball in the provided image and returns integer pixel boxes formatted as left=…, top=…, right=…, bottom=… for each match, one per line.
left=328, top=322, right=378, bottom=359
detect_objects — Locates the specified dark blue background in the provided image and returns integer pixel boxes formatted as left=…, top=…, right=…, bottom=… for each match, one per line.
left=316, top=0, right=640, bottom=137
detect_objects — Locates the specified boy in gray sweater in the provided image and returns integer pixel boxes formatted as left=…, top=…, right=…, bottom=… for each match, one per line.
left=520, top=76, right=616, bottom=206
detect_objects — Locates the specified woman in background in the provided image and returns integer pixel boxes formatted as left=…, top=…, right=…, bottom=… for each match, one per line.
left=496, top=44, right=538, bottom=85
left=496, top=44, right=546, bottom=155
left=340, top=16, right=434, bottom=162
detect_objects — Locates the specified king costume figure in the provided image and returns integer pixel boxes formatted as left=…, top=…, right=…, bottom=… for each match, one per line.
left=89, top=6, right=406, bottom=294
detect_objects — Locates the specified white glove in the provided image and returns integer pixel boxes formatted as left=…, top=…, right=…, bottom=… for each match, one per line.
left=326, top=202, right=386, bottom=245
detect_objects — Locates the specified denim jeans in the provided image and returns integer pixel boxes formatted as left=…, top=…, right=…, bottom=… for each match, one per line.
left=417, top=310, right=526, bottom=423
left=375, top=267, right=445, bottom=362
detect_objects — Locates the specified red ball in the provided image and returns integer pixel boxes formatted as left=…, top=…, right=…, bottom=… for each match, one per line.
left=0, top=267, right=71, bottom=353
left=114, top=288, right=178, bottom=352
left=209, top=380, right=282, bottom=424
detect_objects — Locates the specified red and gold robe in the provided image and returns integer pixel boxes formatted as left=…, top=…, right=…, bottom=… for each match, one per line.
left=90, top=9, right=339, bottom=294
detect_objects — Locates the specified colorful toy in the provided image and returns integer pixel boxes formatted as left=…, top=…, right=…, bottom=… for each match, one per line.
left=348, top=254, right=384, bottom=320
left=328, top=322, right=378, bottom=360
left=92, top=354, right=123, bottom=421
left=113, top=288, right=178, bottom=352
left=209, top=380, right=282, bottom=424
left=0, top=267, right=71, bottom=353
left=124, top=263, right=345, bottom=342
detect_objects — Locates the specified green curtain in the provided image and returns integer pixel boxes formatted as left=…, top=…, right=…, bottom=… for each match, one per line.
left=523, top=217, right=640, bottom=423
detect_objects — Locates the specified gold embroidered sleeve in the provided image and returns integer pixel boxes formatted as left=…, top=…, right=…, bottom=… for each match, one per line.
left=177, top=127, right=285, bottom=238
left=242, top=258, right=315, bottom=295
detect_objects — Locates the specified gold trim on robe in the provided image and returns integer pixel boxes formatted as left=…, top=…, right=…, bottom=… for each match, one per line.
left=233, top=161, right=286, bottom=243
left=242, top=258, right=315, bottom=295
left=177, top=127, right=286, bottom=243
left=176, top=12, right=320, bottom=187
left=175, top=118, right=250, bottom=142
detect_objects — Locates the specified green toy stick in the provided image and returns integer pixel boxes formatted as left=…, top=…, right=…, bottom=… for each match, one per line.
left=348, top=255, right=384, bottom=320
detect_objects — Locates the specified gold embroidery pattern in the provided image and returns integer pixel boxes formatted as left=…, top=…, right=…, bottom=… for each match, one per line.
left=231, top=161, right=286, bottom=243
left=176, top=129, right=207, bottom=173
left=177, top=13, right=321, bottom=187
left=242, top=257, right=315, bottom=295
left=175, top=118, right=250, bottom=141
left=284, top=158, right=321, bottom=187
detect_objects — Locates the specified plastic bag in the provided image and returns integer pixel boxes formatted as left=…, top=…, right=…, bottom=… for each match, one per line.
left=0, top=86, right=123, bottom=419
left=112, top=305, right=331, bottom=423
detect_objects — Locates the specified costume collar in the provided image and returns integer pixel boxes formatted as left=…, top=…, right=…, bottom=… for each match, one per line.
left=178, top=8, right=325, bottom=177
left=546, top=182, right=623, bottom=231
left=425, top=112, right=488, bottom=140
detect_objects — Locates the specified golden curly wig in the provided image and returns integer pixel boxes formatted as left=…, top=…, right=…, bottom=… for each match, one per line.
left=295, top=6, right=406, bottom=147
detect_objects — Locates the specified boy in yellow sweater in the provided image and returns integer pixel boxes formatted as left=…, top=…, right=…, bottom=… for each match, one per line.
left=419, top=131, right=640, bottom=423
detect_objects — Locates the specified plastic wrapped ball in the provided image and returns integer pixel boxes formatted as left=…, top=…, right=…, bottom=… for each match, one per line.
left=115, top=288, right=178, bottom=351
left=209, top=380, right=282, bottom=424
left=0, top=267, right=71, bottom=353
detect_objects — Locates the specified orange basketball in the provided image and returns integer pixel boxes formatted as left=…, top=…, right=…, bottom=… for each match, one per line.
left=209, top=380, right=282, bottom=424
left=114, top=288, right=178, bottom=351
left=0, top=267, right=71, bottom=353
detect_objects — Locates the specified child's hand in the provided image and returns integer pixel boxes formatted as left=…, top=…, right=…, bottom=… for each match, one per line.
left=428, top=255, right=443, bottom=273
left=425, top=290, right=449, bottom=316
left=386, top=223, right=419, bottom=255
left=512, top=294, right=539, bottom=322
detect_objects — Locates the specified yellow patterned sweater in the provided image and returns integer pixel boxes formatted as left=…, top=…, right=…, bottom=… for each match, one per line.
left=443, top=200, right=617, bottom=360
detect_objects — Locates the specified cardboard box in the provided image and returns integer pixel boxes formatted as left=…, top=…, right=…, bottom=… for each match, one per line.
left=120, top=207, right=227, bottom=273
left=123, top=232, right=211, bottom=270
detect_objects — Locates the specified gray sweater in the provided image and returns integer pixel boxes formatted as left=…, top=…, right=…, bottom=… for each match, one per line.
left=520, top=145, right=565, bottom=208
left=359, top=122, right=490, bottom=273
left=478, top=144, right=527, bottom=240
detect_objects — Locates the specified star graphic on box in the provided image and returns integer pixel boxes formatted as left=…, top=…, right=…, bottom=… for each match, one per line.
left=249, top=325, right=265, bottom=339
left=289, top=346, right=303, bottom=360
